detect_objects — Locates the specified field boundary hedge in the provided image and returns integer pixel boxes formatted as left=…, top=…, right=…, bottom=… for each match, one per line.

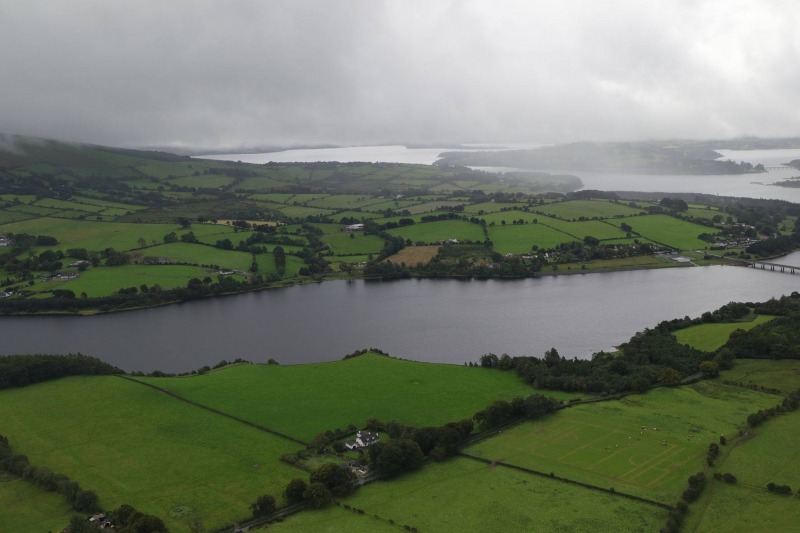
left=458, top=452, right=673, bottom=511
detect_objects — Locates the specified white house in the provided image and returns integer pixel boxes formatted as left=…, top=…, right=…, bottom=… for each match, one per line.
left=344, top=430, right=380, bottom=450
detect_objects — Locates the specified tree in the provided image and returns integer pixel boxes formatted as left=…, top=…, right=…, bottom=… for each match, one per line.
left=250, top=494, right=276, bottom=517
left=74, top=489, right=100, bottom=512
left=163, top=232, right=177, bottom=243
left=284, top=478, right=307, bottom=505
left=658, top=367, right=682, bottom=386
left=303, top=482, right=332, bottom=508
left=698, top=360, right=719, bottom=378
left=310, top=463, right=357, bottom=497
left=137, top=237, right=147, bottom=248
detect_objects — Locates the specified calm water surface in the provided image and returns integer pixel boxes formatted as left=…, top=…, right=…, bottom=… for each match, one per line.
left=1, top=266, right=797, bottom=372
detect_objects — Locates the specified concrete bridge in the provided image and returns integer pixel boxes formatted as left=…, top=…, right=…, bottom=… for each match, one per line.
left=765, top=165, right=791, bottom=170
left=739, top=259, right=799, bottom=274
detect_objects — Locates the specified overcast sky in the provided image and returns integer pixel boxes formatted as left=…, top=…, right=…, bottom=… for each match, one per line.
left=1, top=0, right=799, bottom=149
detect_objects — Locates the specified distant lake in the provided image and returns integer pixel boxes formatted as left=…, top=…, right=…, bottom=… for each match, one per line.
left=201, top=145, right=800, bottom=202
left=1, top=265, right=798, bottom=373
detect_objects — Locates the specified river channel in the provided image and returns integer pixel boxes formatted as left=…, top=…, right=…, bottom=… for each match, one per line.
left=1, top=266, right=797, bottom=372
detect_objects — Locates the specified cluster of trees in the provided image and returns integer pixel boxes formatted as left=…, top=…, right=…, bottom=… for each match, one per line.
left=766, top=482, right=793, bottom=495
left=0, top=354, right=121, bottom=389
left=479, top=333, right=707, bottom=395
left=662, top=472, right=707, bottom=533
left=746, top=389, right=800, bottom=428
left=713, top=472, right=737, bottom=484
left=67, top=504, right=168, bottom=533
left=725, top=314, right=800, bottom=360
left=0, top=435, right=100, bottom=513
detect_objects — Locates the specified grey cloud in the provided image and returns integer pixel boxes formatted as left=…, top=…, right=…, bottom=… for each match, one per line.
left=0, top=0, right=798, bottom=149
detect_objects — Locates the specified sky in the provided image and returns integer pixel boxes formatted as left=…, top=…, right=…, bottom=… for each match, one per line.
left=1, top=0, right=799, bottom=149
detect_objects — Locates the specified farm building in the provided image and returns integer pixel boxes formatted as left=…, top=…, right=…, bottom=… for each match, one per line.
left=344, top=430, right=380, bottom=450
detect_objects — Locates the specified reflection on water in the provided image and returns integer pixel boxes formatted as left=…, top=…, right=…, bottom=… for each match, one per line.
left=2, top=266, right=798, bottom=372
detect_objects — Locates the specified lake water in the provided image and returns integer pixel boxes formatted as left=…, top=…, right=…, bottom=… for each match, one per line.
left=201, top=145, right=800, bottom=202
left=1, top=266, right=797, bottom=372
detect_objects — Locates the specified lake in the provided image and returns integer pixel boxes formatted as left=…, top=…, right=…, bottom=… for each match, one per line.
left=201, top=145, right=800, bottom=202
left=1, top=265, right=797, bottom=372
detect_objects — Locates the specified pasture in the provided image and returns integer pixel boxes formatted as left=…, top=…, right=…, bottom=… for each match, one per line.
left=0, top=376, right=301, bottom=531
left=687, top=409, right=800, bottom=532
left=137, top=353, right=545, bottom=441
left=533, top=199, right=646, bottom=219
left=0, top=476, right=73, bottom=533
left=609, top=214, right=718, bottom=250
left=58, top=264, right=219, bottom=296
left=673, top=315, right=775, bottom=352
left=272, top=457, right=667, bottom=532
left=321, top=232, right=385, bottom=255
left=720, top=359, right=800, bottom=393
left=387, top=219, right=485, bottom=244
left=466, top=381, right=778, bottom=503
left=488, top=223, right=577, bottom=254
left=141, top=242, right=255, bottom=270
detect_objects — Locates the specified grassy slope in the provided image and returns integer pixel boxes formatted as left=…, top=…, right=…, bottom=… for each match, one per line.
left=387, top=220, right=485, bottom=244
left=137, top=354, right=539, bottom=441
left=466, top=381, right=778, bottom=504
left=687, top=363, right=800, bottom=532
left=58, top=264, right=218, bottom=296
left=488, top=223, right=577, bottom=254
left=673, top=315, right=775, bottom=352
left=0, top=376, right=301, bottom=531
left=720, top=359, right=800, bottom=393
left=609, top=214, right=717, bottom=250
left=0, top=475, right=74, bottom=533
left=272, top=458, right=667, bottom=532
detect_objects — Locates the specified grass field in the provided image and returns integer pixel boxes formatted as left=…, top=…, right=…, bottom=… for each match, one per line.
left=387, top=220, right=485, bottom=244
left=466, top=381, right=778, bottom=503
left=0, top=376, right=301, bottom=531
left=609, top=214, right=718, bottom=250
left=0, top=217, right=228, bottom=252
left=688, top=408, right=800, bottom=532
left=137, top=354, right=543, bottom=441
left=720, top=359, right=800, bottom=393
left=673, top=315, right=775, bottom=352
left=59, top=264, right=219, bottom=296
left=321, top=232, right=386, bottom=255
left=533, top=199, right=646, bottom=219
left=0, top=475, right=74, bottom=533
left=140, top=242, right=255, bottom=270
left=488, top=223, right=577, bottom=254
left=272, top=457, right=667, bottom=532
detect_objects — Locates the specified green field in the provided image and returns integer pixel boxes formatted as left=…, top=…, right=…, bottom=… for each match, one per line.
left=137, top=354, right=544, bottom=441
left=609, top=214, right=718, bottom=250
left=0, top=376, right=301, bottom=531
left=720, top=359, right=800, bottom=393
left=58, top=264, right=220, bottom=296
left=0, top=217, right=227, bottom=252
left=0, top=475, right=74, bottom=533
left=488, top=223, right=577, bottom=254
left=688, top=408, right=800, bottom=532
left=273, top=457, right=667, bottom=532
left=466, top=381, right=778, bottom=503
left=141, top=242, right=255, bottom=270
left=387, top=220, right=486, bottom=244
left=533, top=199, right=646, bottom=219
left=321, top=232, right=385, bottom=255
left=673, top=315, right=775, bottom=352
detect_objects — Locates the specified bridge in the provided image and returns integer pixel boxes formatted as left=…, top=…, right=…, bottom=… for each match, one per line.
left=765, top=165, right=791, bottom=170
left=706, top=253, right=800, bottom=275
left=735, top=258, right=799, bottom=274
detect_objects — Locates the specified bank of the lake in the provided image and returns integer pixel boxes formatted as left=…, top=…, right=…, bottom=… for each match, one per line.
left=0, top=265, right=797, bottom=373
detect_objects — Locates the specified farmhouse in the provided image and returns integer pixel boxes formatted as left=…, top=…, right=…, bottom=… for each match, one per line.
left=344, top=430, right=380, bottom=450
left=0, top=235, right=9, bottom=247
left=344, top=223, right=364, bottom=232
